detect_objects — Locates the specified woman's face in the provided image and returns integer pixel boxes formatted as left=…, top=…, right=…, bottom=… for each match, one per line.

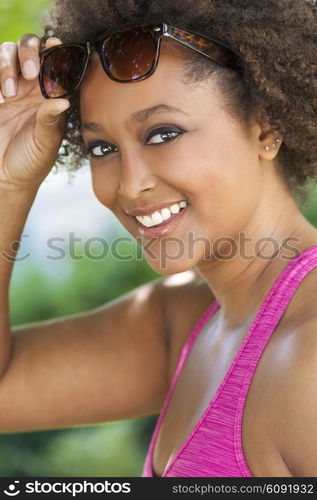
left=80, top=44, right=271, bottom=275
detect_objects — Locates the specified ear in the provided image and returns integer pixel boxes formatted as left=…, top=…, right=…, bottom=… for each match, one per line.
left=252, top=111, right=283, bottom=161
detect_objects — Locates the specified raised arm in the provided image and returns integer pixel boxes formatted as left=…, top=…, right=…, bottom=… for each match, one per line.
left=0, top=276, right=170, bottom=433
left=0, top=33, right=170, bottom=434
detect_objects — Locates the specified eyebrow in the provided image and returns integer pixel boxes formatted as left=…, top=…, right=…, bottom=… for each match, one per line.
left=81, top=104, right=189, bottom=133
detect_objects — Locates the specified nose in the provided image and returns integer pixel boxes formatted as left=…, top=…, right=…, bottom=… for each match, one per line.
left=117, top=151, right=158, bottom=200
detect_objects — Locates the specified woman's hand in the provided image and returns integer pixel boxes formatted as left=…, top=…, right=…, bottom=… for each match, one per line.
left=0, top=34, right=70, bottom=192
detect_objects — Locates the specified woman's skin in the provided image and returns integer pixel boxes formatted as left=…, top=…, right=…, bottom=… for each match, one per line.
left=80, top=40, right=317, bottom=328
left=0, top=34, right=317, bottom=477
left=79, top=39, right=317, bottom=476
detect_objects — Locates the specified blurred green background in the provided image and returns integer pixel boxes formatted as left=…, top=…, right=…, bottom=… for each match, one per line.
left=1, top=0, right=317, bottom=478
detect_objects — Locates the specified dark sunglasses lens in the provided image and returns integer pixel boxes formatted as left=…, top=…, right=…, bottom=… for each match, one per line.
left=41, top=46, right=87, bottom=97
left=103, top=28, right=157, bottom=81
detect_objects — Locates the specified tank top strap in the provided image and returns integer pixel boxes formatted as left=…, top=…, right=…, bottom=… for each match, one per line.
left=234, top=244, right=317, bottom=474
left=241, top=244, right=317, bottom=371
left=141, top=298, right=220, bottom=477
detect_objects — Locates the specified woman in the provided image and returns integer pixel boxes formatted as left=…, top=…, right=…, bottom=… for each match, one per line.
left=0, top=0, right=316, bottom=477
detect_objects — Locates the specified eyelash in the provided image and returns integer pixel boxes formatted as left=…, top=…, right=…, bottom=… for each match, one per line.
left=85, top=126, right=186, bottom=160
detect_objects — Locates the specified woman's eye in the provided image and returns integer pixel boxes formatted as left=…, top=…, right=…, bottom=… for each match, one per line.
left=86, top=126, right=185, bottom=159
left=146, top=127, right=185, bottom=145
left=86, top=142, right=117, bottom=159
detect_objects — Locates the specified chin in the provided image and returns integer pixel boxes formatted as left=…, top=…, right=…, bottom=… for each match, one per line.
left=144, top=254, right=198, bottom=276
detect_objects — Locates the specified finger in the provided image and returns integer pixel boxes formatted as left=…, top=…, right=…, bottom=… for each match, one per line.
left=17, top=34, right=41, bottom=80
left=34, top=98, right=70, bottom=149
left=0, top=42, right=19, bottom=98
left=45, top=37, right=63, bottom=49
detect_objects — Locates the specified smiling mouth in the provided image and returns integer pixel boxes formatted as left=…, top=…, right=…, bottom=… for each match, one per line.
left=131, top=201, right=189, bottom=228
left=134, top=208, right=187, bottom=228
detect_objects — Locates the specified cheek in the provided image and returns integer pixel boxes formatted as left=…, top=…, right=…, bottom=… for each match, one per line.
left=176, top=129, right=263, bottom=233
left=90, top=163, right=119, bottom=208
left=170, top=128, right=260, bottom=196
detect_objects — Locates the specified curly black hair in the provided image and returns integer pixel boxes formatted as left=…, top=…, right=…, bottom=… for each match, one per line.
left=39, top=0, right=317, bottom=207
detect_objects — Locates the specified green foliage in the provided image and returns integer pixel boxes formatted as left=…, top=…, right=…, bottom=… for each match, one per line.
left=0, top=419, right=157, bottom=477
left=302, top=183, right=317, bottom=228
left=9, top=238, right=160, bottom=326
left=3, top=236, right=160, bottom=477
left=0, top=0, right=49, bottom=43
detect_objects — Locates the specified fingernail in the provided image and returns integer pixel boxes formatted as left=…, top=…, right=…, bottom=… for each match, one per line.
left=23, top=59, right=38, bottom=79
left=3, top=78, right=16, bottom=96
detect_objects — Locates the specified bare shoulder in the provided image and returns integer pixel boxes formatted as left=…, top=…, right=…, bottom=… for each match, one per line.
left=276, top=313, right=317, bottom=477
left=157, top=269, right=215, bottom=381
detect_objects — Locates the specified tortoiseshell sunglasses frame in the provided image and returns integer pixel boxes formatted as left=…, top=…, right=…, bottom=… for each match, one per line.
left=39, top=23, right=243, bottom=99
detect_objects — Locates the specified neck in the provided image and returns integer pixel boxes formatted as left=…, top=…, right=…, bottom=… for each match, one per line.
left=195, top=189, right=317, bottom=329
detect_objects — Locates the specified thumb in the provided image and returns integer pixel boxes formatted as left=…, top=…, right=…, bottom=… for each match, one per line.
left=34, top=98, right=70, bottom=148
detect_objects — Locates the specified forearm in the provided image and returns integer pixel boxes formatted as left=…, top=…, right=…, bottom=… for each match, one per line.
left=0, top=187, right=38, bottom=377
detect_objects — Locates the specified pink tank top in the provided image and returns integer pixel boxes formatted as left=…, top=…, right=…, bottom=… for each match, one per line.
left=142, top=244, right=317, bottom=477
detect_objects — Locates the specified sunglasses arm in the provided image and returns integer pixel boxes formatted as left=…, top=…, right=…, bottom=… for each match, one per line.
left=164, top=25, right=241, bottom=72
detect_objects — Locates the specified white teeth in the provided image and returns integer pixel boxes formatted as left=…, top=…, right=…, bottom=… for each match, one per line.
left=135, top=200, right=188, bottom=228
left=151, top=211, right=164, bottom=225
left=143, top=216, right=153, bottom=227
left=161, top=208, right=171, bottom=220
left=170, top=204, right=181, bottom=215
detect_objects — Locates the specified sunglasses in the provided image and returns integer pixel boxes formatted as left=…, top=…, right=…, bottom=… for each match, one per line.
left=39, top=23, right=242, bottom=99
